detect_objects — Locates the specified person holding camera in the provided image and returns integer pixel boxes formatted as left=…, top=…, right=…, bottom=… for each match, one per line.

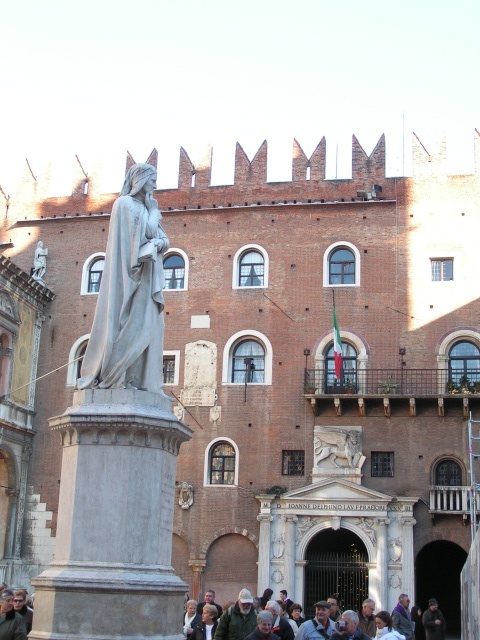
left=328, top=610, right=371, bottom=640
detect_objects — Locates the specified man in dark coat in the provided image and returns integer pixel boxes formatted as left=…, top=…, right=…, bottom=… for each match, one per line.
left=12, top=592, right=33, bottom=636
left=422, top=599, right=446, bottom=640
left=0, top=589, right=27, bottom=640
left=197, top=590, right=224, bottom=619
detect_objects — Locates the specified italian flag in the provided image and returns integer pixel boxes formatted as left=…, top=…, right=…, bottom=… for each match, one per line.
left=333, top=306, right=343, bottom=379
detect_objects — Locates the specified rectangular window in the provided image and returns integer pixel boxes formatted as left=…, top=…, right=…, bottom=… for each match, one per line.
left=163, top=356, right=176, bottom=385
left=371, top=452, right=394, bottom=477
left=282, top=450, right=305, bottom=476
left=431, top=258, right=453, bottom=281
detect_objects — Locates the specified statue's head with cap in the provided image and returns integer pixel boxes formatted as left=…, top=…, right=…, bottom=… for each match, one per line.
left=121, top=163, right=157, bottom=197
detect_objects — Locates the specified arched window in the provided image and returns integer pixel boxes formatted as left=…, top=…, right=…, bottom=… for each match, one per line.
left=323, top=242, right=360, bottom=287
left=435, top=460, right=462, bottom=486
left=204, top=437, right=239, bottom=487
left=232, top=244, right=269, bottom=289
left=222, top=330, right=273, bottom=385
left=238, top=251, right=264, bottom=287
left=232, top=340, right=265, bottom=383
left=329, top=248, right=355, bottom=285
left=66, top=335, right=90, bottom=387
left=210, top=442, right=236, bottom=485
left=88, top=258, right=104, bottom=293
left=164, top=254, right=185, bottom=290
left=80, top=253, right=106, bottom=295
left=163, top=249, right=189, bottom=291
left=325, top=342, right=358, bottom=393
left=448, top=341, right=480, bottom=390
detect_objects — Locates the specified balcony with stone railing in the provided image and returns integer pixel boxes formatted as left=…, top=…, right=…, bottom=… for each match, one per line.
left=429, top=485, right=479, bottom=520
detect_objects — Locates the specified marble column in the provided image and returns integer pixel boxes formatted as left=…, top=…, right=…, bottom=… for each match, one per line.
left=400, top=517, right=416, bottom=603
left=30, top=388, right=193, bottom=640
left=283, top=515, right=298, bottom=600
left=375, top=517, right=390, bottom=610
left=257, top=514, right=273, bottom=593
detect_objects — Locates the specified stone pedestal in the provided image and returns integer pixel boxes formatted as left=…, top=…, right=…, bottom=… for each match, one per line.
left=30, top=388, right=193, bottom=640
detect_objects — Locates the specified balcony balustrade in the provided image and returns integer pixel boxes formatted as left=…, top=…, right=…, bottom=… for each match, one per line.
left=304, top=368, right=480, bottom=396
left=429, top=485, right=479, bottom=515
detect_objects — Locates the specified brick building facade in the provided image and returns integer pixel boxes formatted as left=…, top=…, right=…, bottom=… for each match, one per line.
left=1, top=132, right=479, bottom=632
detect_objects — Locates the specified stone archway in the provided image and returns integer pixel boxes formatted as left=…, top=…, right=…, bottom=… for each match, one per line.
left=304, top=528, right=369, bottom=617
left=416, top=540, right=467, bottom=633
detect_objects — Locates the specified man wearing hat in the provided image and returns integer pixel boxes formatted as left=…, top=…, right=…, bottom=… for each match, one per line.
left=422, top=599, right=446, bottom=640
left=214, top=589, right=257, bottom=640
left=294, top=601, right=335, bottom=640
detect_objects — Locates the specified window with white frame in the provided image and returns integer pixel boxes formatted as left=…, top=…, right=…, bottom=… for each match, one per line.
left=232, top=244, right=269, bottom=289
left=80, top=253, right=106, bottom=295
left=204, top=438, right=239, bottom=486
left=222, top=330, right=273, bottom=385
left=163, top=249, right=189, bottom=291
left=323, top=242, right=360, bottom=287
left=231, top=340, right=265, bottom=382
left=66, top=335, right=90, bottom=386
left=163, top=350, right=180, bottom=385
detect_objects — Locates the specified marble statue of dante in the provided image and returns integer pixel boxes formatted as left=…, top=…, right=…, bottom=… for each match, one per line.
left=77, top=163, right=169, bottom=392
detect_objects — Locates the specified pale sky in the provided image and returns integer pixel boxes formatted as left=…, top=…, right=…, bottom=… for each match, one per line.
left=0, top=0, right=478, bottom=194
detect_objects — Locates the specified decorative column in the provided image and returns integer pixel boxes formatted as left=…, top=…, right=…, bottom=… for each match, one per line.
left=283, top=515, right=298, bottom=600
left=375, top=518, right=390, bottom=610
left=400, top=517, right=416, bottom=603
left=30, top=388, right=193, bottom=640
left=188, top=560, right=206, bottom=601
left=257, top=514, right=273, bottom=592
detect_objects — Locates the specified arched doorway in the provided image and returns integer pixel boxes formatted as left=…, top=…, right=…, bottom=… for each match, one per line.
left=304, top=528, right=368, bottom=617
left=416, top=540, right=467, bottom=633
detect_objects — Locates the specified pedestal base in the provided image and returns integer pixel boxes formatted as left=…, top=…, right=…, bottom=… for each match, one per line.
left=30, top=388, right=193, bottom=639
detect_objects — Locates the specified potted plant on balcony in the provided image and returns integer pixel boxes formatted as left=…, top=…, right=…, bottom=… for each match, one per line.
left=378, top=376, right=398, bottom=394
left=446, top=379, right=458, bottom=394
left=344, top=379, right=356, bottom=394
left=459, top=375, right=471, bottom=394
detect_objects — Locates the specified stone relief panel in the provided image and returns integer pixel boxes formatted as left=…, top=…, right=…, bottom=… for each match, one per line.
left=355, top=517, right=377, bottom=545
left=314, top=426, right=363, bottom=469
left=271, top=569, right=284, bottom=584
left=387, top=517, right=402, bottom=563
left=296, top=516, right=317, bottom=544
left=180, top=341, right=217, bottom=406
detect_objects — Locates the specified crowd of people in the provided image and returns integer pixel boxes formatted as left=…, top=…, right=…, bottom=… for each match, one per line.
left=184, top=589, right=447, bottom=640
left=0, top=585, right=34, bottom=640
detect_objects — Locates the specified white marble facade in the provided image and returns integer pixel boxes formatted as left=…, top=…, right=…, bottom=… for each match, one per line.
left=257, top=425, right=417, bottom=611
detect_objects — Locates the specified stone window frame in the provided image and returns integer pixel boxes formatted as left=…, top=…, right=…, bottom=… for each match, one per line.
left=436, top=329, right=480, bottom=393
left=80, top=253, right=106, bottom=295
left=323, top=241, right=361, bottom=288
left=163, top=350, right=180, bottom=386
left=163, top=248, right=189, bottom=291
left=204, top=437, right=239, bottom=487
left=232, top=244, right=269, bottom=290
left=222, top=330, right=273, bottom=385
left=66, top=334, right=89, bottom=387
left=431, top=455, right=466, bottom=486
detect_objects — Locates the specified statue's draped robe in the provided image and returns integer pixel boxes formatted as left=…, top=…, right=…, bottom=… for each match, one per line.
left=78, top=195, right=167, bottom=392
